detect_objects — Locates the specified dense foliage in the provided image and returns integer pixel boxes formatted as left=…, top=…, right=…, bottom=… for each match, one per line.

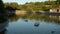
left=4, top=0, right=60, bottom=11
left=0, top=0, right=5, bottom=13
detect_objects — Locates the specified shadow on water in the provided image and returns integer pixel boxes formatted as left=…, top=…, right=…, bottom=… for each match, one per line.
left=0, top=17, right=9, bottom=34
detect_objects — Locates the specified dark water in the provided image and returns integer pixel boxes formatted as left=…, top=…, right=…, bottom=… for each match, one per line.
left=0, top=14, right=60, bottom=34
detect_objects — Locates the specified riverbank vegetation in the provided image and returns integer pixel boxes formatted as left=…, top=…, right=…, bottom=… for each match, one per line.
left=0, top=0, right=60, bottom=23
left=0, top=0, right=5, bottom=13
left=4, top=0, right=60, bottom=11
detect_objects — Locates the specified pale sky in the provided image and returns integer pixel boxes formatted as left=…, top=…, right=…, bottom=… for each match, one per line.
left=2, top=0, right=46, bottom=4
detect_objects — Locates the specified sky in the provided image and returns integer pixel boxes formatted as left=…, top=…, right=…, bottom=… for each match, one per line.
left=2, top=0, right=46, bottom=4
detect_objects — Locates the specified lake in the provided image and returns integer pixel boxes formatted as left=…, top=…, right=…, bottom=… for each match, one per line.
left=0, top=14, right=60, bottom=34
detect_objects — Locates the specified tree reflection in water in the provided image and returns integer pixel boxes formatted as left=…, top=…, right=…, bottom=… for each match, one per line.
left=49, top=15, right=60, bottom=24
left=0, top=18, right=9, bottom=34
left=9, top=14, right=60, bottom=25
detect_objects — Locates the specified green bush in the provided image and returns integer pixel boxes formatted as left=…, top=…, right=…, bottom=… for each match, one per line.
left=41, top=7, right=50, bottom=11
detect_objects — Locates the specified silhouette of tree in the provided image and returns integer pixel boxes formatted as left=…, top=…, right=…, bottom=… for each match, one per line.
left=0, top=0, right=5, bottom=13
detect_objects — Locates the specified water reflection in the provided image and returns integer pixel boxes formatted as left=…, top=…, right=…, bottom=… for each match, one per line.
left=9, top=14, right=60, bottom=25
left=0, top=18, right=9, bottom=34
left=49, top=15, right=60, bottom=24
left=9, top=15, right=20, bottom=22
left=8, top=14, right=60, bottom=34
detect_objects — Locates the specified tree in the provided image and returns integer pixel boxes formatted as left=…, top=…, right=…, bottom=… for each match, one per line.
left=56, top=0, right=60, bottom=4
left=4, top=2, right=20, bottom=10
left=10, top=2, right=19, bottom=9
left=0, top=0, right=5, bottom=13
left=47, top=0, right=60, bottom=4
left=4, top=3, right=10, bottom=8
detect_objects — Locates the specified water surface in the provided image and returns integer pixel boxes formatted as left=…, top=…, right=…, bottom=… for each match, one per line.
left=0, top=14, right=60, bottom=34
